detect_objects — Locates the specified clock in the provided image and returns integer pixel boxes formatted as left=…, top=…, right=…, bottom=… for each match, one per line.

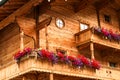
left=55, top=18, right=65, bottom=29
left=0, top=0, right=8, bottom=6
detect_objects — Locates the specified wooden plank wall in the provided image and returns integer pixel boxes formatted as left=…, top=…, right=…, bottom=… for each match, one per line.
left=39, top=5, right=99, bottom=56
left=0, top=24, right=20, bottom=68
left=0, top=1, right=120, bottom=76
left=100, top=7, right=120, bottom=31
left=39, top=4, right=120, bottom=66
left=0, top=23, right=34, bottom=69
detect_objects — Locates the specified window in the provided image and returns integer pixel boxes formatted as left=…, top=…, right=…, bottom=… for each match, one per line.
left=55, top=18, right=65, bottom=29
left=80, top=23, right=88, bottom=31
left=104, top=15, right=111, bottom=23
left=0, top=0, right=8, bottom=6
left=56, top=49, right=67, bottom=54
left=109, top=62, right=117, bottom=68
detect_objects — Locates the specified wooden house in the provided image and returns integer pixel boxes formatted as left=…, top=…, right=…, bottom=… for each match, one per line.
left=0, top=0, right=120, bottom=80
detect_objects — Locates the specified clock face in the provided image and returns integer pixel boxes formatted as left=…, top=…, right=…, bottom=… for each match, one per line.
left=0, top=0, right=8, bottom=6
left=56, top=18, right=64, bottom=29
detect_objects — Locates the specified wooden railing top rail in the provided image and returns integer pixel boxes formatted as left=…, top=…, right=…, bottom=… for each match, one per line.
left=101, top=65, right=120, bottom=71
left=74, top=28, right=93, bottom=36
left=0, top=57, right=119, bottom=80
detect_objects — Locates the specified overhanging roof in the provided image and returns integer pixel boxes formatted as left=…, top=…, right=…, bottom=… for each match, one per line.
left=0, top=0, right=120, bottom=30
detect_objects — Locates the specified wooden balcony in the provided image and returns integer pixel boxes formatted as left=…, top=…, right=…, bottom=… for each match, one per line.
left=74, top=28, right=120, bottom=50
left=0, top=57, right=120, bottom=80
left=96, top=66, right=120, bottom=80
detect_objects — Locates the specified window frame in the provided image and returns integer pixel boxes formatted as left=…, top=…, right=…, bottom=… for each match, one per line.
left=109, top=62, right=117, bottom=68
left=103, top=14, right=112, bottom=24
left=0, top=0, right=8, bottom=6
left=55, top=17, right=65, bottom=29
left=79, top=22, right=89, bottom=31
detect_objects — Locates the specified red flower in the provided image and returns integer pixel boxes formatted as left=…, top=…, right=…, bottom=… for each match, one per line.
left=68, top=56, right=76, bottom=62
left=40, top=49, right=48, bottom=57
left=14, top=48, right=32, bottom=60
left=57, top=52, right=64, bottom=58
left=24, top=48, right=32, bottom=54
left=91, top=59, right=100, bottom=69
left=101, top=28, right=109, bottom=36
left=78, top=55, right=90, bottom=66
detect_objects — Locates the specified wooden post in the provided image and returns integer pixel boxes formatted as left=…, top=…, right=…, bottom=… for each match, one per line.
left=117, top=10, right=120, bottom=31
left=22, top=76, right=27, bottom=80
left=50, top=73, right=53, bottom=80
left=45, top=25, right=49, bottom=50
left=20, top=30, right=24, bottom=51
left=90, top=42, right=94, bottom=59
left=34, top=4, right=40, bottom=48
left=96, top=9, right=101, bottom=28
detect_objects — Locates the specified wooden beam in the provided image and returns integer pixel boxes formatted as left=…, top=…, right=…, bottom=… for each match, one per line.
left=55, top=0, right=81, bottom=3
left=34, top=5, right=40, bottom=48
left=2, top=6, right=22, bottom=10
left=94, top=0, right=110, bottom=10
left=0, top=0, right=43, bottom=30
left=37, top=17, right=52, bottom=30
left=0, top=8, right=14, bottom=13
left=96, top=9, right=101, bottom=27
left=16, top=17, right=36, bottom=38
left=16, top=17, right=51, bottom=38
left=117, top=10, right=120, bottom=31
left=72, top=0, right=87, bottom=12
left=5, top=2, right=26, bottom=5
left=45, top=25, right=49, bottom=50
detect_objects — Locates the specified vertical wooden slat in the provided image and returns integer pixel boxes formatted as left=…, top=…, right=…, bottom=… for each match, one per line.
left=50, top=73, right=53, bottom=80
left=20, top=30, right=24, bottom=51
left=117, top=10, right=120, bottom=31
left=90, top=42, right=94, bottom=59
left=45, top=25, right=49, bottom=50
left=96, top=9, right=101, bottom=28
left=22, top=76, right=27, bottom=80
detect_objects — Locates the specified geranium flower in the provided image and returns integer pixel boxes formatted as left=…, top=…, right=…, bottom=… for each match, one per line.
left=48, top=52, right=58, bottom=64
left=72, top=59, right=83, bottom=67
left=14, top=51, right=22, bottom=60
left=91, top=59, right=100, bottom=69
left=40, top=49, right=48, bottom=57
left=78, top=55, right=90, bottom=66
left=68, top=56, right=76, bottom=62
left=57, top=52, right=65, bottom=61
left=109, top=29, right=118, bottom=40
left=24, top=48, right=32, bottom=54
left=14, top=48, right=101, bottom=69
left=14, top=48, right=32, bottom=60
left=37, top=50, right=42, bottom=57
left=64, top=56, right=71, bottom=64
left=101, top=28, right=109, bottom=36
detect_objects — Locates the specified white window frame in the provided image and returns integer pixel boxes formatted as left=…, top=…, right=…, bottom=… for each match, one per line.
left=80, top=23, right=89, bottom=31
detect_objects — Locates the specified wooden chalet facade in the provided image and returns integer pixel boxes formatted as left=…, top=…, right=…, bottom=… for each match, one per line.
left=0, top=0, right=120, bottom=80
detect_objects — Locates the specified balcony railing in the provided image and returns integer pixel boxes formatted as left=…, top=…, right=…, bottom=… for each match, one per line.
left=74, top=28, right=120, bottom=49
left=96, top=66, right=120, bottom=80
left=0, top=56, right=119, bottom=80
